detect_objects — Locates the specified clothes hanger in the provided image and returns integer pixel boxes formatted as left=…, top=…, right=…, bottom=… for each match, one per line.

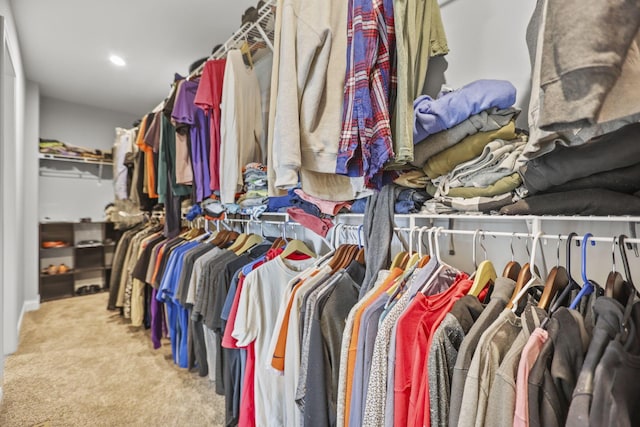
left=240, top=38, right=254, bottom=68
left=568, top=233, right=597, bottom=310
left=326, top=224, right=353, bottom=272
left=537, top=235, right=569, bottom=310
left=502, top=233, right=522, bottom=281
left=604, top=236, right=629, bottom=305
left=279, top=221, right=316, bottom=259
left=468, top=229, right=482, bottom=280
left=506, top=235, right=534, bottom=309
left=220, top=230, right=240, bottom=247
left=385, top=227, right=422, bottom=299
left=355, top=224, right=365, bottom=265
left=390, top=250, right=408, bottom=270
left=417, top=226, right=432, bottom=268
left=617, top=234, right=639, bottom=345
left=539, top=232, right=581, bottom=328
left=468, top=233, right=497, bottom=297
left=419, top=227, right=452, bottom=294
left=227, top=233, right=249, bottom=252
left=509, top=232, right=545, bottom=313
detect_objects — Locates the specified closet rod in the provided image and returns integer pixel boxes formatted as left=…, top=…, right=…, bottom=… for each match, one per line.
left=425, top=228, right=640, bottom=245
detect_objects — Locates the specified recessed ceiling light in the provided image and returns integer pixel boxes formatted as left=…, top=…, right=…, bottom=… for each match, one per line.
left=109, top=54, right=126, bottom=67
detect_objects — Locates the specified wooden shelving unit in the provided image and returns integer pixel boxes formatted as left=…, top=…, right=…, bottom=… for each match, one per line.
left=39, top=221, right=120, bottom=301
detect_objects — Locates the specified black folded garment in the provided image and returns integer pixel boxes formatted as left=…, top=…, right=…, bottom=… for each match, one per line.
left=541, top=162, right=640, bottom=195
left=520, top=123, right=640, bottom=195
left=499, top=189, right=640, bottom=216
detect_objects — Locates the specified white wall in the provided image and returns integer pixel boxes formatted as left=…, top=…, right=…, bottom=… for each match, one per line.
left=437, top=0, right=537, bottom=127
left=40, top=96, right=137, bottom=151
left=38, top=96, right=138, bottom=222
left=0, top=0, right=27, bottom=397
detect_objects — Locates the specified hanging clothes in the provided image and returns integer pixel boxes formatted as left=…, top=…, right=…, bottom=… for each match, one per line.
left=219, top=49, right=263, bottom=205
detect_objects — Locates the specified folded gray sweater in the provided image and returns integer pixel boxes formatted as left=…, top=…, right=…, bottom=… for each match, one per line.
left=411, top=107, right=518, bottom=168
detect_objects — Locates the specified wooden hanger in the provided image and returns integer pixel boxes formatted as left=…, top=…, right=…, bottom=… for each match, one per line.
left=280, top=239, right=316, bottom=259
left=506, top=262, right=532, bottom=309
left=405, top=253, right=421, bottom=270
left=537, top=266, right=569, bottom=310
left=240, top=40, right=254, bottom=68
left=503, top=234, right=522, bottom=280
left=355, top=247, right=365, bottom=265
left=390, top=251, right=408, bottom=270
left=538, top=237, right=569, bottom=310
left=339, top=244, right=359, bottom=270
left=468, top=260, right=497, bottom=297
left=467, top=232, right=496, bottom=296
left=227, top=233, right=248, bottom=252
left=220, top=231, right=240, bottom=247
left=503, top=262, right=521, bottom=281
left=418, top=255, right=431, bottom=268
left=209, top=230, right=229, bottom=247
left=234, top=234, right=263, bottom=255
left=509, top=232, right=545, bottom=312
left=605, top=236, right=632, bottom=305
left=327, top=244, right=349, bottom=272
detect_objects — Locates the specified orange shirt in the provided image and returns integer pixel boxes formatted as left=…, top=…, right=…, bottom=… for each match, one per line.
left=343, top=267, right=404, bottom=425
left=271, top=277, right=307, bottom=371
left=135, top=114, right=158, bottom=198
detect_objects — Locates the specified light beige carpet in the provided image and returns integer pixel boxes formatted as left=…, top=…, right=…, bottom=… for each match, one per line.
left=0, top=292, right=225, bottom=426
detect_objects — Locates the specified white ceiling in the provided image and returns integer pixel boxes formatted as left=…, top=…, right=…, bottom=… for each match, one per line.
left=10, top=0, right=256, bottom=116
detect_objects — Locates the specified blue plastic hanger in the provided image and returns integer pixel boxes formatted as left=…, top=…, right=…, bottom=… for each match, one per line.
left=569, top=233, right=596, bottom=310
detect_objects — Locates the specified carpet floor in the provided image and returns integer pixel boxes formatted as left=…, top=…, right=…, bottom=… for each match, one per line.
left=0, top=292, right=225, bottom=426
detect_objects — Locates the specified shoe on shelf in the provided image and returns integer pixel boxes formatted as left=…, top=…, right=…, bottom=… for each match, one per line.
left=75, top=286, right=88, bottom=296
left=88, top=284, right=101, bottom=294
left=58, top=264, right=70, bottom=274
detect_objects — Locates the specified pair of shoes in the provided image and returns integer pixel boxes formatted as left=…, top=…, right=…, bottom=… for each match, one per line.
left=75, top=284, right=101, bottom=296
left=42, top=264, right=71, bottom=275
left=42, top=240, right=69, bottom=248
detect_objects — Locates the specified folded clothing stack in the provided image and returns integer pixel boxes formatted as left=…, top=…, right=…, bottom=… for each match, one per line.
left=405, top=79, right=525, bottom=213
left=500, top=123, right=640, bottom=216
left=417, top=124, right=526, bottom=213
left=236, top=163, right=268, bottom=217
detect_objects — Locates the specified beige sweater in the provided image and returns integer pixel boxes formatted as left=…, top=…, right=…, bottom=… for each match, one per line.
left=271, top=0, right=367, bottom=201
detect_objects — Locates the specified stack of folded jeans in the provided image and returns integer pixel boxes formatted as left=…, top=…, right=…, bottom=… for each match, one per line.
left=395, top=189, right=430, bottom=214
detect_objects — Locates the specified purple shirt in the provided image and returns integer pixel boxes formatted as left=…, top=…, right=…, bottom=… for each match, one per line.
left=413, top=79, right=517, bottom=143
left=172, top=79, right=212, bottom=202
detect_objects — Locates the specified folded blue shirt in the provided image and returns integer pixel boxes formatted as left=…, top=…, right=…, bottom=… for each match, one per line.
left=413, top=79, right=516, bottom=142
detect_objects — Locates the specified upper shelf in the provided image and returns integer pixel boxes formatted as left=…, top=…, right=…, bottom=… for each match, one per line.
left=38, top=152, right=113, bottom=165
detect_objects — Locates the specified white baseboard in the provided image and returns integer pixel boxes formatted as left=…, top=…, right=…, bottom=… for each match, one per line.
left=23, top=298, right=40, bottom=312
left=17, top=298, right=40, bottom=336
left=0, top=385, right=3, bottom=404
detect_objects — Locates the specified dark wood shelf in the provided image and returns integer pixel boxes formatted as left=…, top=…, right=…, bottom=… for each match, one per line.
left=40, top=270, right=74, bottom=278
left=74, top=266, right=105, bottom=274
left=40, top=246, right=74, bottom=252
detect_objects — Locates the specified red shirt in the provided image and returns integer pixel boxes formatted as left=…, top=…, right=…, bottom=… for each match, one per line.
left=238, top=342, right=256, bottom=427
left=410, top=277, right=475, bottom=427
left=394, top=272, right=469, bottom=427
left=194, top=59, right=226, bottom=192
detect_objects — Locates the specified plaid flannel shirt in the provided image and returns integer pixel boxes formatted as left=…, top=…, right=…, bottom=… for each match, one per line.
left=336, top=0, right=397, bottom=189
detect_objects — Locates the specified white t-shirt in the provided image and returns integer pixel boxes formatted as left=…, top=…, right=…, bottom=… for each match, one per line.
left=233, top=255, right=315, bottom=426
